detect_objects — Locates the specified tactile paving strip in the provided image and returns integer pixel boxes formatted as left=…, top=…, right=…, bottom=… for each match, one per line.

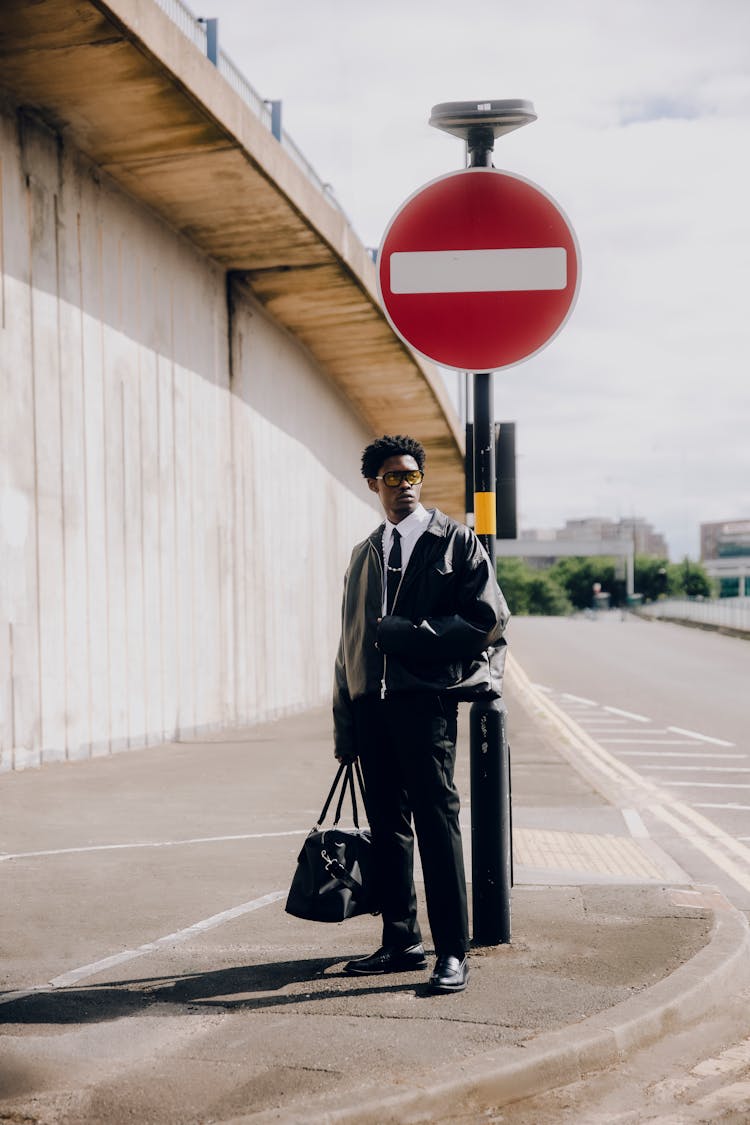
left=514, top=828, right=665, bottom=879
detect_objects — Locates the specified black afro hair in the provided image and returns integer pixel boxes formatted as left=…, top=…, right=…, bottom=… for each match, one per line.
left=361, top=435, right=426, bottom=479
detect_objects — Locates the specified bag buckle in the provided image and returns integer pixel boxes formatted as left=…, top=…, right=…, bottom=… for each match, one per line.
left=321, top=849, right=335, bottom=873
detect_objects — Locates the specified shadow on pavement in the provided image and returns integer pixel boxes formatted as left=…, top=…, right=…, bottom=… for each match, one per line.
left=0, top=956, right=433, bottom=1025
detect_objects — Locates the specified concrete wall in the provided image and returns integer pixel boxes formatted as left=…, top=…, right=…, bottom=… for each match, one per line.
left=0, top=99, right=377, bottom=771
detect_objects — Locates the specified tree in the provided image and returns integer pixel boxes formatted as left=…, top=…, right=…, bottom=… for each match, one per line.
left=496, top=558, right=530, bottom=615
left=496, top=552, right=712, bottom=613
left=634, top=557, right=678, bottom=601
left=548, top=557, right=619, bottom=610
left=526, top=573, right=573, bottom=615
left=677, top=558, right=712, bottom=598
left=496, top=558, right=572, bottom=616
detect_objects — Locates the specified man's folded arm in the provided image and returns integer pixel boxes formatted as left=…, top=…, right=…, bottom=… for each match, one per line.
left=377, top=534, right=509, bottom=661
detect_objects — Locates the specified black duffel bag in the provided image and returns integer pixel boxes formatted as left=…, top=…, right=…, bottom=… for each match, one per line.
left=285, top=761, right=380, bottom=923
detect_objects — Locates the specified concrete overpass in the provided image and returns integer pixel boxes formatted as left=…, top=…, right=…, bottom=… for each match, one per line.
left=0, top=0, right=464, bottom=769
left=0, top=0, right=463, bottom=513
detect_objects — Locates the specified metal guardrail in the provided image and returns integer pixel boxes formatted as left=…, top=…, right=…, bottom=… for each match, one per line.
left=639, top=597, right=750, bottom=634
left=153, top=0, right=353, bottom=227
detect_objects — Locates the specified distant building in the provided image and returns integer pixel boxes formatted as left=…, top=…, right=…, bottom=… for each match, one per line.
left=511, top=514, right=669, bottom=593
left=519, top=528, right=558, bottom=542
left=700, top=519, right=750, bottom=596
left=554, top=516, right=668, bottom=557
left=501, top=517, right=639, bottom=594
left=701, top=519, right=750, bottom=561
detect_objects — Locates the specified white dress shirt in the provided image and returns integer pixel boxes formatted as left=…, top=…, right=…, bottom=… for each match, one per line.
left=382, top=504, right=431, bottom=614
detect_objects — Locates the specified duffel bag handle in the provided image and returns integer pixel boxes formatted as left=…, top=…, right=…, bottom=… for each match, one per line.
left=315, top=762, right=368, bottom=829
left=316, top=763, right=346, bottom=828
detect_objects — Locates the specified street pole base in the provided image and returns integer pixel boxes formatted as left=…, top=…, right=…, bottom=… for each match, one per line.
left=470, top=697, right=512, bottom=945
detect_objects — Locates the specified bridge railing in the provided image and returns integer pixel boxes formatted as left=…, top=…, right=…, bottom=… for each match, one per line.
left=153, top=0, right=353, bottom=226
left=639, top=596, right=750, bottom=634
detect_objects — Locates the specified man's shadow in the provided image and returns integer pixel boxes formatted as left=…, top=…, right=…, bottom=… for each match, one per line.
left=0, top=956, right=434, bottom=1025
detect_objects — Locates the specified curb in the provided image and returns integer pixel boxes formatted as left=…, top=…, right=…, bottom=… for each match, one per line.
left=228, top=660, right=750, bottom=1125
left=230, top=885, right=749, bottom=1125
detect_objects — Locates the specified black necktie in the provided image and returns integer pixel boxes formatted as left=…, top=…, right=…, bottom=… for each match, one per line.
left=386, top=528, right=402, bottom=614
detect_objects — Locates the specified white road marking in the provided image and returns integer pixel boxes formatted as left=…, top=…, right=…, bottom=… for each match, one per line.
left=0, top=890, right=286, bottom=1005
left=506, top=657, right=750, bottom=897
left=649, top=805, right=750, bottom=895
left=693, top=804, right=750, bottom=811
left=622, top=808, right=650, bottom=839
left=617, top=751, right=747, bottom=760
left=667, top=725, right=735, bottom=747
left=639, top=765, right=750, bottom=773
left=584, top=729, right=670, bottom=738
left=603, top=705, right=651, bottom=722
left=665, top=782, right=750, bottom=789
left=0, top=830, right=308, bottom=863
left=598, top=738, right=700, bottom=745
left=665, top=800, right=750, bottom=865
left=538, top=685, right=734, bottom=750
left=389, top=247, right=567, bottom=294
left=575, top=719, right=633, bottom=725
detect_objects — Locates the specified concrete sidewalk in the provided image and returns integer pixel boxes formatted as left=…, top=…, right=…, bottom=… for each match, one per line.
left=1, top=673, right=749, bottom=1124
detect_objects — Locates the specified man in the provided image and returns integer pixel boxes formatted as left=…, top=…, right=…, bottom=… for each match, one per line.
left=333, top=434, right=509, bottom=994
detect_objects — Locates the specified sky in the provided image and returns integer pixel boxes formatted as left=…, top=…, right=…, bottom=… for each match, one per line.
left=201, top=0, right=750, bottom=560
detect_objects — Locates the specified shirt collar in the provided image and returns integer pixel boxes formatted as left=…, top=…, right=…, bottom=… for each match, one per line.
left=384, top=503, right=429, bottom=541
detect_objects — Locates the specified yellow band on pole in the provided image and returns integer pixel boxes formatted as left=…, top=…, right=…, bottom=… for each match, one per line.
left=474, top=492, right=497, bottom=536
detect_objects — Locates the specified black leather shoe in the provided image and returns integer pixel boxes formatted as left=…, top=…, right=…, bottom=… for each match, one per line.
left=344, top=943, right=427, bottom=975
left=428, top=954, right=469, bottom=993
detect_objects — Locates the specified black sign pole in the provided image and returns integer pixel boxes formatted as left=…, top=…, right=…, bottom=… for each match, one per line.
left=421, top=102, right=538, bottom=946
left=465, top=124, right=512, bottom=947
left=470, top=368, right=512, bottom=946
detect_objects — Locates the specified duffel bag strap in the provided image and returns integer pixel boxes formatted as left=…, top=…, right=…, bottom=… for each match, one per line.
left=354, top=760, right=370, bottom=821
left=316, top=764, right=346, bottom=828
left=333, top=763, right=362, bottom=828
left=317, top=761, right=370, bottom=830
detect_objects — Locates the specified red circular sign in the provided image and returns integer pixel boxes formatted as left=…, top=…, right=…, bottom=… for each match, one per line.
left=377, top=168, right=580, bottom=372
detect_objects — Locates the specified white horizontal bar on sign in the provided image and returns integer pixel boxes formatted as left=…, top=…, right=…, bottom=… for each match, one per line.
left=389, top=247, right=567, bottom=294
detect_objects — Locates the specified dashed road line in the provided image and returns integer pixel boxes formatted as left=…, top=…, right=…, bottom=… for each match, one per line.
left=667, top=725, right=735, bottom=747
left=695, top=803, right=750, bottom=812
left=508, top=658, right=750, bottom=897
left=664, top=782, right=750, bottom=790
left=639, top=765, right=750, bottom=772
left=603, top=705, right=651, bottom=722
left=617, top=751, right=747, bottom=760
left=598, top=738, right=702, bottom=745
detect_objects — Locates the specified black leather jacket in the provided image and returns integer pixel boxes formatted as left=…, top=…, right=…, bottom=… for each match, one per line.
left=333, top=508, right=510, bottom=759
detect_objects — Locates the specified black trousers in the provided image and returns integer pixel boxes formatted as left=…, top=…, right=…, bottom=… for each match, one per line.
left=353, top=692, right=469, bottom=956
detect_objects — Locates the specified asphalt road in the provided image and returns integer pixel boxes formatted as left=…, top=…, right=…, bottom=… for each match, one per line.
left=507, top=612, right=750, bottom=911
left=2, top=616, right=749, bottom=1123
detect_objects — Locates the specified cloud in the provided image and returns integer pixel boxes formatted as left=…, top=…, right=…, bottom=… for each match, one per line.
left=206, top=0, right=750, bottom=559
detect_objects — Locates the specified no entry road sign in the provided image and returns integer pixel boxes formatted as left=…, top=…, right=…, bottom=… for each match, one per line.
left=377, top=167, right=580, bottom=372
